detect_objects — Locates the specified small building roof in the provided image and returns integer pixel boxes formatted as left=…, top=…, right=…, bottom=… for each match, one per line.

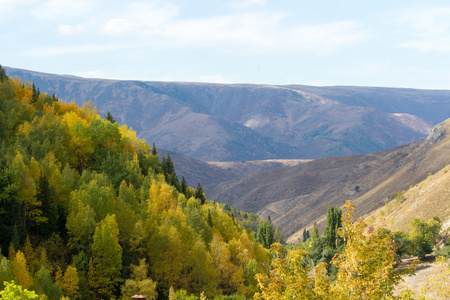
left=131, top=295, right=147, bottom=299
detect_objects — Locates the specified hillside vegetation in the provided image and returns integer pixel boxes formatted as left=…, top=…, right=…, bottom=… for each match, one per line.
left=1, top=67, right=449, bottom=300
left=0, top=68, right=272, bottom=299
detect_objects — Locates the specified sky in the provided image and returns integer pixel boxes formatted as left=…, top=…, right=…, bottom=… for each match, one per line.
left=2, top=0, right=450, bottom=89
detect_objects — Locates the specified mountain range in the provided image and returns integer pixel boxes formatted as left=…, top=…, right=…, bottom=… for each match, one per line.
left=5, top=66, right=448, bottom=163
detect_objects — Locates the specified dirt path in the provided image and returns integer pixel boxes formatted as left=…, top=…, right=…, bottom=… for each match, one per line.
left=395, top=255, right=442, bottom=296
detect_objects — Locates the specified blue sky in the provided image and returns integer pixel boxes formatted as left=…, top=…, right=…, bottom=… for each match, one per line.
left=2, top=0, right=450, bottom=88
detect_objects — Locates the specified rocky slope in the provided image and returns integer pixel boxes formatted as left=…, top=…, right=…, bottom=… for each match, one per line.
left=4, top=66, right=441, bottom=162
left=206, top=120, right=450, bottom=242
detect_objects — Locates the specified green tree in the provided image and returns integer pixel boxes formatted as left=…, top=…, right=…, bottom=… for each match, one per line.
left=0, top=65, right=8, bottom=82
left=409, top=217, right=441, bottom=259
left=256, top=222, right=274, bottom=249
left=35, top=174, right=57, bottom=238
left=194, top=182, right=207, bottom=205
left=181, top=175, right=188, bottom=196
left=323, top=205, right=342, bottom=249
left=105, top=111, right=116, bottom=123
left=311, top=222, right=319, bottom=240
left=33, top=265, right=62, bottom=300
left=88, top=214, right=122, bottom=299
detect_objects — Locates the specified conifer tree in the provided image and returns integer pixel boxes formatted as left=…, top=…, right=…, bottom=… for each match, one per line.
left=152, top=142, right=157, bottom=156
left=195, top=182, right=207, bottom=205
left=105, top=111, right=116, bottom=123
left=257, top=222, right=274, bottom=249
left=181, top=175, right=188, bottom=196
left=311, top=222, right=319, bottom=240
left=0, top=65, right=8, bottom=82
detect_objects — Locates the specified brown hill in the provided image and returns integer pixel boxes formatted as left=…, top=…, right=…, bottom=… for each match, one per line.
left=205, top=120, right=450, bottom=243
left=4, top=66, right=439, bottom=162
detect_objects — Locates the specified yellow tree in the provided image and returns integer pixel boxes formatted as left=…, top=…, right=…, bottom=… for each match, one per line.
left=254, top=243, right=329, bottom=300
left=59, top=265, right=79, bottom=299
left=11, top=250, right=33, bottom=290
left=332, top=200, right=416, bottom=300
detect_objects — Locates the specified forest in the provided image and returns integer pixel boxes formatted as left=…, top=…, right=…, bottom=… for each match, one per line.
left=0, top=65, right=448, bottom=300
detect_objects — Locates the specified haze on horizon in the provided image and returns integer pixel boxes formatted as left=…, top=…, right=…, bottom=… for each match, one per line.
left=2, top=0, right=450, bottom=89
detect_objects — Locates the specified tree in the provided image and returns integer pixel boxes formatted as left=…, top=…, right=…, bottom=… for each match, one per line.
left=302, top=228, right=310, bottom=242
left=323, top=205, right=342, bottom=249
left=311, top=222, right=319, bottom=240
left=88, top=214, right=122, bottom=299
left=181, top=175, right=188, bottom=196
left=254, top=243, right=329, bottom=299
left=34, top=265, right=62, bottom=300
left=409, top=217, right=441, bottom=259
left=105, top=111, right=116, bottom=123
left=331, top=200, right=415, bottom=299
left=11, top=250, right=33, bottom=290
left=256, top=222, right=274, bottom=249
left=0, top=280, right=39, bottom=300
left=35, top=174, right=57, bottom=238
left=59, top=265, right=79, bottom=299
left=152, top=142, right=158, bottom=155
left=0, top=65, right=8, bottom=82
left=120, top=259, right=157, bottom=300
left=195, top=182, right=207, bottom=205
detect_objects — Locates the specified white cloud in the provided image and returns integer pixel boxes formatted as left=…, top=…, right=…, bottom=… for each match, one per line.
left=100, top=5, right=366, bottom=53
left=394, top=6, right=450, bottom=53
left=100, top=2, right=179, bottom=36
left=229, top=0, right=268, bottom=9
left=31, top=0, right=95, bottom=20
left=23, top=43, right=135, bottom=56
left=0, top=0, right=36, bottom=13
left=57, top=24, right=86, bottom=35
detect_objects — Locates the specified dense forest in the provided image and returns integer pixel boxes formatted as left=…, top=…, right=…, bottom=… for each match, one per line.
left=0, top=65, right=448, bottom=300
left=0, top=66, right=276, bottom=299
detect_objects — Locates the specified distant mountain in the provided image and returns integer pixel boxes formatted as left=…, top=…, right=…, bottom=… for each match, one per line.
left=205, top=120, right=450, bottom=242
left=4, top=66, right=444, bottom=162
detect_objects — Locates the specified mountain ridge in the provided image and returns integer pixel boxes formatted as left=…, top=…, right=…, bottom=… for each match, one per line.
left=4, top=66, right=440, bottom=162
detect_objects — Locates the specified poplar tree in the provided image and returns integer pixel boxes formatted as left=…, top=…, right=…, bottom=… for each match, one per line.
left=324, top=205, right=342, bottom=249
left=88, top=214, right=122, bottom=299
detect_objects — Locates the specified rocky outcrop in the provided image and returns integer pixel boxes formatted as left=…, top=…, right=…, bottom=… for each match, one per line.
left=427, top=123, right=446, bottom=145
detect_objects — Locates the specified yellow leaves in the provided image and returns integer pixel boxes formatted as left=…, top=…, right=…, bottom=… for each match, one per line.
left=254, top=243, right=321, bottom=300
left=11, top=251, right=33, bottom=290
left=119, top=124, right=150, bottom=155
left=17, top=121, right=33, bottom=138
left=9, top=78, right=32, bottom=104
left=332, top=200, right=415, bottom=300
left=147, top=180, right=177, bottom=215
left=59, top=265, right=79, bottom=298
